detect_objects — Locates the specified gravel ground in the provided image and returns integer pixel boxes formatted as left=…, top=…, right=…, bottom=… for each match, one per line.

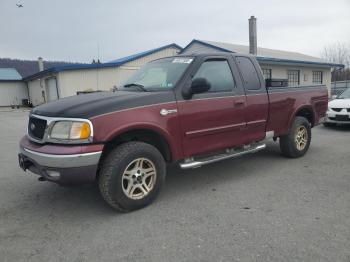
left=0, top=111, right=349, bottom=262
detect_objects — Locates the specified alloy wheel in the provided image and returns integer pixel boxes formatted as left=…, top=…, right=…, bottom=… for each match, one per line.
left=121, top=158, right=157, bottom=200
left=295, top=126, right=308, bottom=151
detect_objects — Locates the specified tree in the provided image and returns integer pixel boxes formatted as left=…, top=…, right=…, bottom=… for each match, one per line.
left=321, top=42, right=350, bottom=81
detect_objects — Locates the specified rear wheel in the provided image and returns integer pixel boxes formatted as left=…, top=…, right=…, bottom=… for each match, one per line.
left=280, top=116, right=311, bottom=158
left=98, top=142, right=166, bottom=212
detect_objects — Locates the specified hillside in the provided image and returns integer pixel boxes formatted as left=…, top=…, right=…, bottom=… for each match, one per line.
left=0, top=58, right=84, bottom=78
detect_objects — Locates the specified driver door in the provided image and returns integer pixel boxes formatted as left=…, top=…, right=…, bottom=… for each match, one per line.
left=176, top=56, right=247, bottom=157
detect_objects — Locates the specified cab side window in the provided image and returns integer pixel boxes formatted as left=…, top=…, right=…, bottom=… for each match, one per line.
left=193, top=60, right=235, bottom=92
left=236, top=56, right=261, bottom=90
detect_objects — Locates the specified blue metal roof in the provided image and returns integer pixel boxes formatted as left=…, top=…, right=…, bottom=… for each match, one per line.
left=181, top=39, right=344, bottom=68
left=256, top=56, right=344, bottom=68
left=109, top=43, right=182, bottom=63
left=24, top=43, right=182, bottom=81
left=180, top=39, right=233, bottom=53
left=0, top=68, right=22, bottom=80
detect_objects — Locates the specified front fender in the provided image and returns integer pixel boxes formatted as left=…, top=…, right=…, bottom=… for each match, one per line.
left=107, top=122, right=181, bottom=161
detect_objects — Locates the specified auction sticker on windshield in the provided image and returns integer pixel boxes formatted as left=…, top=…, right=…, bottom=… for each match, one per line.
left=172, top=58, right=193, bottom=64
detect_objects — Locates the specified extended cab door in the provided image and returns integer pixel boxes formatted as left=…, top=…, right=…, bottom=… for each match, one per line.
left=176, top=55, right=247, bottom=157
left=235, top=56, right=269, bottom=143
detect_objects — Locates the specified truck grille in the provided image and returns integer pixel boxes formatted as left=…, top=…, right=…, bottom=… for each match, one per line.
left=28, top=117, right=47, bottom=140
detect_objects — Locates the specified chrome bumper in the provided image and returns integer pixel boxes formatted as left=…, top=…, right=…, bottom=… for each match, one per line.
left=20, top=146, right=102, bottom=168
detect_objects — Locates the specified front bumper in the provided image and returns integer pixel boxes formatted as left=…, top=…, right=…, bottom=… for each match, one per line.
left=19, top=136, right=103, bottom=185
left=325, top=111, right=350, bottom=125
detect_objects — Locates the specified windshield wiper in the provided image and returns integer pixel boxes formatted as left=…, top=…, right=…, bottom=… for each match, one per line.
left=123, top=83, right=148, bottom=92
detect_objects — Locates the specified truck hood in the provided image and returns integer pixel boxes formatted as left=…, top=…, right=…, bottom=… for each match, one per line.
left=31, top=91, right=175, bottom=118
left=328, top=98, right=350, bottom=108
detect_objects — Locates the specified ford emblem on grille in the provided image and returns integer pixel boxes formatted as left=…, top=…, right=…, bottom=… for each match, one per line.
left=30, top=123, right=36, bottom=130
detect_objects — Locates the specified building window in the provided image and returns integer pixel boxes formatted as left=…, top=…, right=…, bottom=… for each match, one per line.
left=262, top=69, right=272, bottom=80
left=287, top=70, right=300, bottom=86
left=312, top=71, right=323, bottom=84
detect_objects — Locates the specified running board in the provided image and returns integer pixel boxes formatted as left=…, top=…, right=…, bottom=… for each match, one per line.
left=179, top=144, right=266, bottom=169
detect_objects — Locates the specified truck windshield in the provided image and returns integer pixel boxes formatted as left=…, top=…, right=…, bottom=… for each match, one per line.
left=122, top=57, right=193, bottom=91
left=338, top=88, right=350, bottom=99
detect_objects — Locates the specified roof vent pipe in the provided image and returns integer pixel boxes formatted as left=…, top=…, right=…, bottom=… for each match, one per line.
left=38, top=57, right=44, bottom=72
left=249, top=16, right=257, bottom=55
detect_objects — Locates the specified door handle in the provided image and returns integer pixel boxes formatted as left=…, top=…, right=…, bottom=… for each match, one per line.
left=234, top=100, right=245, bottom=107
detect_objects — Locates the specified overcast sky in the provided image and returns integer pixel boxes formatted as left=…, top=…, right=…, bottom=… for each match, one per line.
left=0, top=0, right=349, bottom=63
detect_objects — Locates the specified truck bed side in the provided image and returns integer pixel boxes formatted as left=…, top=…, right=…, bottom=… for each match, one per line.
left=266, top=85, right=328, bottom=136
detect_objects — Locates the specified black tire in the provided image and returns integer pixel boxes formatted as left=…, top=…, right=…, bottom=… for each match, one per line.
left=98, top=142, right=166, bottom=212
left=279, top=116, right=311, bottom=158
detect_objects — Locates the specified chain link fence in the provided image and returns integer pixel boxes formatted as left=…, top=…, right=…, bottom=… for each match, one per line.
left=331, top=80, right=350, bottom=96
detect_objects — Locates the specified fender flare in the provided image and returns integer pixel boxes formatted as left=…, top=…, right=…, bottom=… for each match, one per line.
left=287, top=105, right=315, bottom=131
left=104, top=122, right=179, bottom=161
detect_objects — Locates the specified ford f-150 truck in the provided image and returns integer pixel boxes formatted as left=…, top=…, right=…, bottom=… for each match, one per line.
left=19, top=53, right=328, bottom=211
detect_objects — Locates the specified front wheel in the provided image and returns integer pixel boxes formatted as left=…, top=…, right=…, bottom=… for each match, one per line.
left=279, top=116, right=311, bottom=158
left=98, top=142, right=166, bottom=212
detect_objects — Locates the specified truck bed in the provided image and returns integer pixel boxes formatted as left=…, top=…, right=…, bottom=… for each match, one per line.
left=267, top=85, right=328, bottom=136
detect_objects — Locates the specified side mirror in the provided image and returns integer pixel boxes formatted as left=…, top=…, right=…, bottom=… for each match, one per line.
left=331, top=95, right=338, bottom=100
left=183, top=78, right=211, bottom=99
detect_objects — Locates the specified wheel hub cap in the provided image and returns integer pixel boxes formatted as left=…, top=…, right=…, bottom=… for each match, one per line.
left=122, top=158, right=156, bottom=200
left=295, top=126, right=308, bottom=151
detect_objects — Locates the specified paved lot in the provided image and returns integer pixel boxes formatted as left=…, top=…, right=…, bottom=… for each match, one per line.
left=0, top=111, right=349, bottom=262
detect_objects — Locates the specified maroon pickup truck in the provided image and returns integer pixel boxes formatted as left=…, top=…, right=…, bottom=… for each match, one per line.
left=19, top=53, right=328, bottom=211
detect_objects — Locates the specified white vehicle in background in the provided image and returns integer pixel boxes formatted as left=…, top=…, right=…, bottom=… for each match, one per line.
left=324, top=88, right=350, bottom=126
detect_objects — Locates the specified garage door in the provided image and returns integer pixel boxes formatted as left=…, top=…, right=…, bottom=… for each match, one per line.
left=0, top=82, right=28, bottom=106
left=46, top=78, right=58, bottom=102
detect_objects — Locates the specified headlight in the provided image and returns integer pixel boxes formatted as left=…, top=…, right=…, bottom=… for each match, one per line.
left=49, top=121, right=92, bottom=141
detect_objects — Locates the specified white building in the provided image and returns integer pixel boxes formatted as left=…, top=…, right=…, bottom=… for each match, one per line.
left=25, top=44, right=182, bottom=106
left=181, top=39, right=344, bottom=94
left=0, top=68, right=28, bottom=107
left=5, top=37, right=344, bottom=108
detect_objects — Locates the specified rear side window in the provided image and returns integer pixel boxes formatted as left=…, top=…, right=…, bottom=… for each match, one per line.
left=236, top=57, right=261, bottom=90
left=193, top=60, right=235, bottom=92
